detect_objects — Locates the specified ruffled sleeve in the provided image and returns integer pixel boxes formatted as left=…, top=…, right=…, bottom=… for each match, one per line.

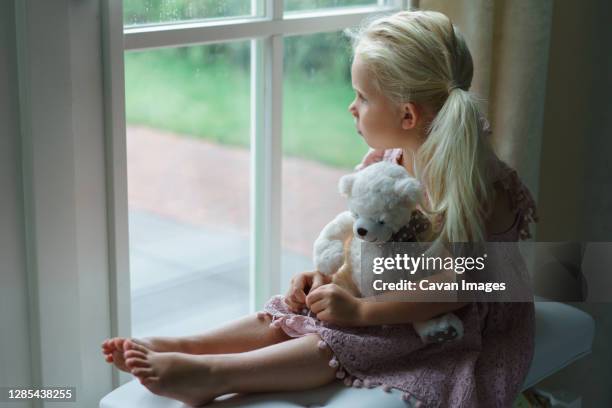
left=354, top=148, right=385, bottom=171
left=495, top=165, right=539, bottom=240
left=354, top=148, right=403, bottom=171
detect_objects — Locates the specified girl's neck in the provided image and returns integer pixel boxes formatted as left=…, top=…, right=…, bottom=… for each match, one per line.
left=400, top=148, right=416, bottom=178
left=399, top=129, right=428, bottom=178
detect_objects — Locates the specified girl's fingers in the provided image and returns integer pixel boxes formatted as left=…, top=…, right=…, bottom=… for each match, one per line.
left=291, top=290, right=306, bottom=305
left=295, top=289, right=306, bottom=303
left=291, top=275, right=309, bottom=301
left=316, top=310, right=331, bottom=322
left=283, top=296, right=302, bottom=312
left=309, top=298, right=327, bottom=314
left=284, top=299, right=297, bottom=312
left=305, top=284, right=330, bottom=307
left=287, top=297, right=300, bottom=311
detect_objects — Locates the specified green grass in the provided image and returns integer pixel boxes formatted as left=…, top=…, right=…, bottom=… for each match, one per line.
left=125, top=51, right=368, bottom=169
left=125, top=50, right=250, bottom=146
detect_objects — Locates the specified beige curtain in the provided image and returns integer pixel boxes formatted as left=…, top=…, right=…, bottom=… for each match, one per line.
left=417, top=0, right=553, bottom=200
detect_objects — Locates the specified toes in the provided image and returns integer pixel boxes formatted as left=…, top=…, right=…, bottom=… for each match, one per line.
left=139, top=376, right=159, bottom=386
left=124, top=350, right=150, bottom=370
left=131, top=367, right=154, bottom=378
left=111, top=350, right=124, bottom=362
left=102, top=340, right=114, bottom=353
left=125, top=357, right=149, bottom=369
left=125, top=340, right=149, bottom=354
left=125, top=358, right=149, bottom=370
left=129, top=338, right=148, bottom=348
left=124, top=350, right=146, bottom=360
left=112, top=338, right=125, bottom=351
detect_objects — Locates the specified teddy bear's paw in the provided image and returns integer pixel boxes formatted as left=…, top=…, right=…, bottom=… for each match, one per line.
left=314, top=240, right=345, bottom=274
left=425, top=326, right=460, bottom=344
left=414, top=313, right=464, bottom=344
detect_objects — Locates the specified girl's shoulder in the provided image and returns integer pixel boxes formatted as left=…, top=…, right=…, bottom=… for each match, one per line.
left=355, top=149, right=539, bottom=241
left=486, top=157, right=539, bottom=240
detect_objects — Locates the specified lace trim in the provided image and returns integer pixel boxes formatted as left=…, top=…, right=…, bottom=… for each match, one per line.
left=258, top=303, right=425, bottom=407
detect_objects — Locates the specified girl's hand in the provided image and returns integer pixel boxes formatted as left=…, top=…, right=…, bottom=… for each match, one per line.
left=284, top=271, right=332, bottom=312
left=305, top=283, right=364, bottom=326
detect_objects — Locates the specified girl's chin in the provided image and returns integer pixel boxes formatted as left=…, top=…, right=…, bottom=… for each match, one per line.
left=362, top=139, right=394, bottom=151
left=359, top=133, right=397, bottom=150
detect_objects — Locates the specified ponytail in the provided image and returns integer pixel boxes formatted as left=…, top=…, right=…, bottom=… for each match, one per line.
left=414, top=88, right=495, bottom=244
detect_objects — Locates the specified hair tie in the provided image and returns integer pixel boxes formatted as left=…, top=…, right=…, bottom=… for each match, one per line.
left=447, top=83, right=462, bottom=94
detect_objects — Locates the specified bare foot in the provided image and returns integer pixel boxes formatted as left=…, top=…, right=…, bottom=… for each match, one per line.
left=101, top=337, right=132, bottom=372
left=101, top=337, right=184, bottom=373
left=124, top=340, right=225, bottom=407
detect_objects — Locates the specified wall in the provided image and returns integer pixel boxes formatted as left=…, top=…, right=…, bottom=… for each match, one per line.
left=0, top=0, right=33, bottom=406
left=537, top=0, right=612, bottom=406
left=0, top=1, right=115, bottom=406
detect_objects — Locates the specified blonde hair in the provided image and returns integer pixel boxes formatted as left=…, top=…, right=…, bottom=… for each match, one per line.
left=345, top=10, right=496, bottom=244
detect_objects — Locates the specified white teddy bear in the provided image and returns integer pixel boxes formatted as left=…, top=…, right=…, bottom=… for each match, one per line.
left=312, top=161, right=464, bottom=343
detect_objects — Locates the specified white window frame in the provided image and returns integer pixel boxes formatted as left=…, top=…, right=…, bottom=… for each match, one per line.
left=102, top=0, right=411, bottom=386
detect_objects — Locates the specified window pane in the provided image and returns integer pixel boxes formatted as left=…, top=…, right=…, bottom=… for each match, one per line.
left=125, top=42, right=251, bottom=337
left=124, top=0, right=256, bottom=27
left=281, top=32, right=369, bottom=290
left=285, top=0, right=379, bottom=13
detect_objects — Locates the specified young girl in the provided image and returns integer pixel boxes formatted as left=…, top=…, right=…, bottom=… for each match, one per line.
left=102, top=10, right=538, bottom=407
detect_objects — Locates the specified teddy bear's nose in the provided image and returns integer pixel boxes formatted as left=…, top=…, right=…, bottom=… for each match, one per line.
left=357, top=228, right=368, bottom=236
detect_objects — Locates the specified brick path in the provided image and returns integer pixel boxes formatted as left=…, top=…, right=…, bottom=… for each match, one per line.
left=126, top=125, right=354, bottom=257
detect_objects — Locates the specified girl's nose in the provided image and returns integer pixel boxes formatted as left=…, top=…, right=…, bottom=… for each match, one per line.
left=348, top=101, right=357, bottom=117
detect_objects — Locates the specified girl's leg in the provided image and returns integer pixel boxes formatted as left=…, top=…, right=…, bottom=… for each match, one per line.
left=102, top=312, right=291, bottom=372
left=124, top=334, right=337, bottom=407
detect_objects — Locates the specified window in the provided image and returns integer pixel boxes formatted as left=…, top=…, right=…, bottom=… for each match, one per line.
left=116, top=0, right=408, bottom=338
left=285, top=0, right=380, bottom=13
left=125, top=42, right=251, bottom=337
left=124, top=0, right=257, bottom=27
left=281, top=31, right=369, bottom=287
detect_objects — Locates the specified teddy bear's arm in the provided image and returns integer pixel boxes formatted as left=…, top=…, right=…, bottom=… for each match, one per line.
left=313, top=211, right=355, bottom=275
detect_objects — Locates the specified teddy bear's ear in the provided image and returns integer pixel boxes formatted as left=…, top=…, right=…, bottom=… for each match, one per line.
left=338, top=173, right=356, bottom=197
left=394, top=178, right=423, bottom=207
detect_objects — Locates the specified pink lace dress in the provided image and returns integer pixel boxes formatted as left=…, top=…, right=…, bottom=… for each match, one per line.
left=262, top=149, right=539, bottom=408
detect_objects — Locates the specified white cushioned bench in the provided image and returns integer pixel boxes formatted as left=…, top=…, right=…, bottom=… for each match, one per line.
left=100, top=298, right=595, bottom=408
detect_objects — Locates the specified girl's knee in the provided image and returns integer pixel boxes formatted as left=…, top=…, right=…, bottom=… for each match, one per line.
left=255, top=311, right=273, bottom=324
left=306, top=335, right=338, bottom=380
left=307, top=334, right=334, bottom=358
left=255, top=312, right=292, bottom=342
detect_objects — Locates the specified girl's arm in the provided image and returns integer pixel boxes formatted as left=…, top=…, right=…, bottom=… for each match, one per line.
left=357, top=244, right=471, bottom=326
left=308, top=242, right=472, bottom=326
left=358, top=299, right=469, bottom=326
left=305, top=269, right=468, bottom=327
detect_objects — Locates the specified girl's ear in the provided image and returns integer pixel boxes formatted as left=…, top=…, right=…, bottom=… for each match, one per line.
left=339, top=174, right=356, bottom=197
left=394, top=178, right=423, bottom=207
left=401, top=102, right=419, bottom=130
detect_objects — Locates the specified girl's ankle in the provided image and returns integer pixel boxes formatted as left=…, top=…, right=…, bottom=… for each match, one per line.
left=178, top=336, right=206, bottom=354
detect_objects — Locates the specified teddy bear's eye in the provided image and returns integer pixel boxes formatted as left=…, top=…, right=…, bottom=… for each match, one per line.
left=350, top=211, right=358, bottom=219
left=378, top=220, right=385, bottom=225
